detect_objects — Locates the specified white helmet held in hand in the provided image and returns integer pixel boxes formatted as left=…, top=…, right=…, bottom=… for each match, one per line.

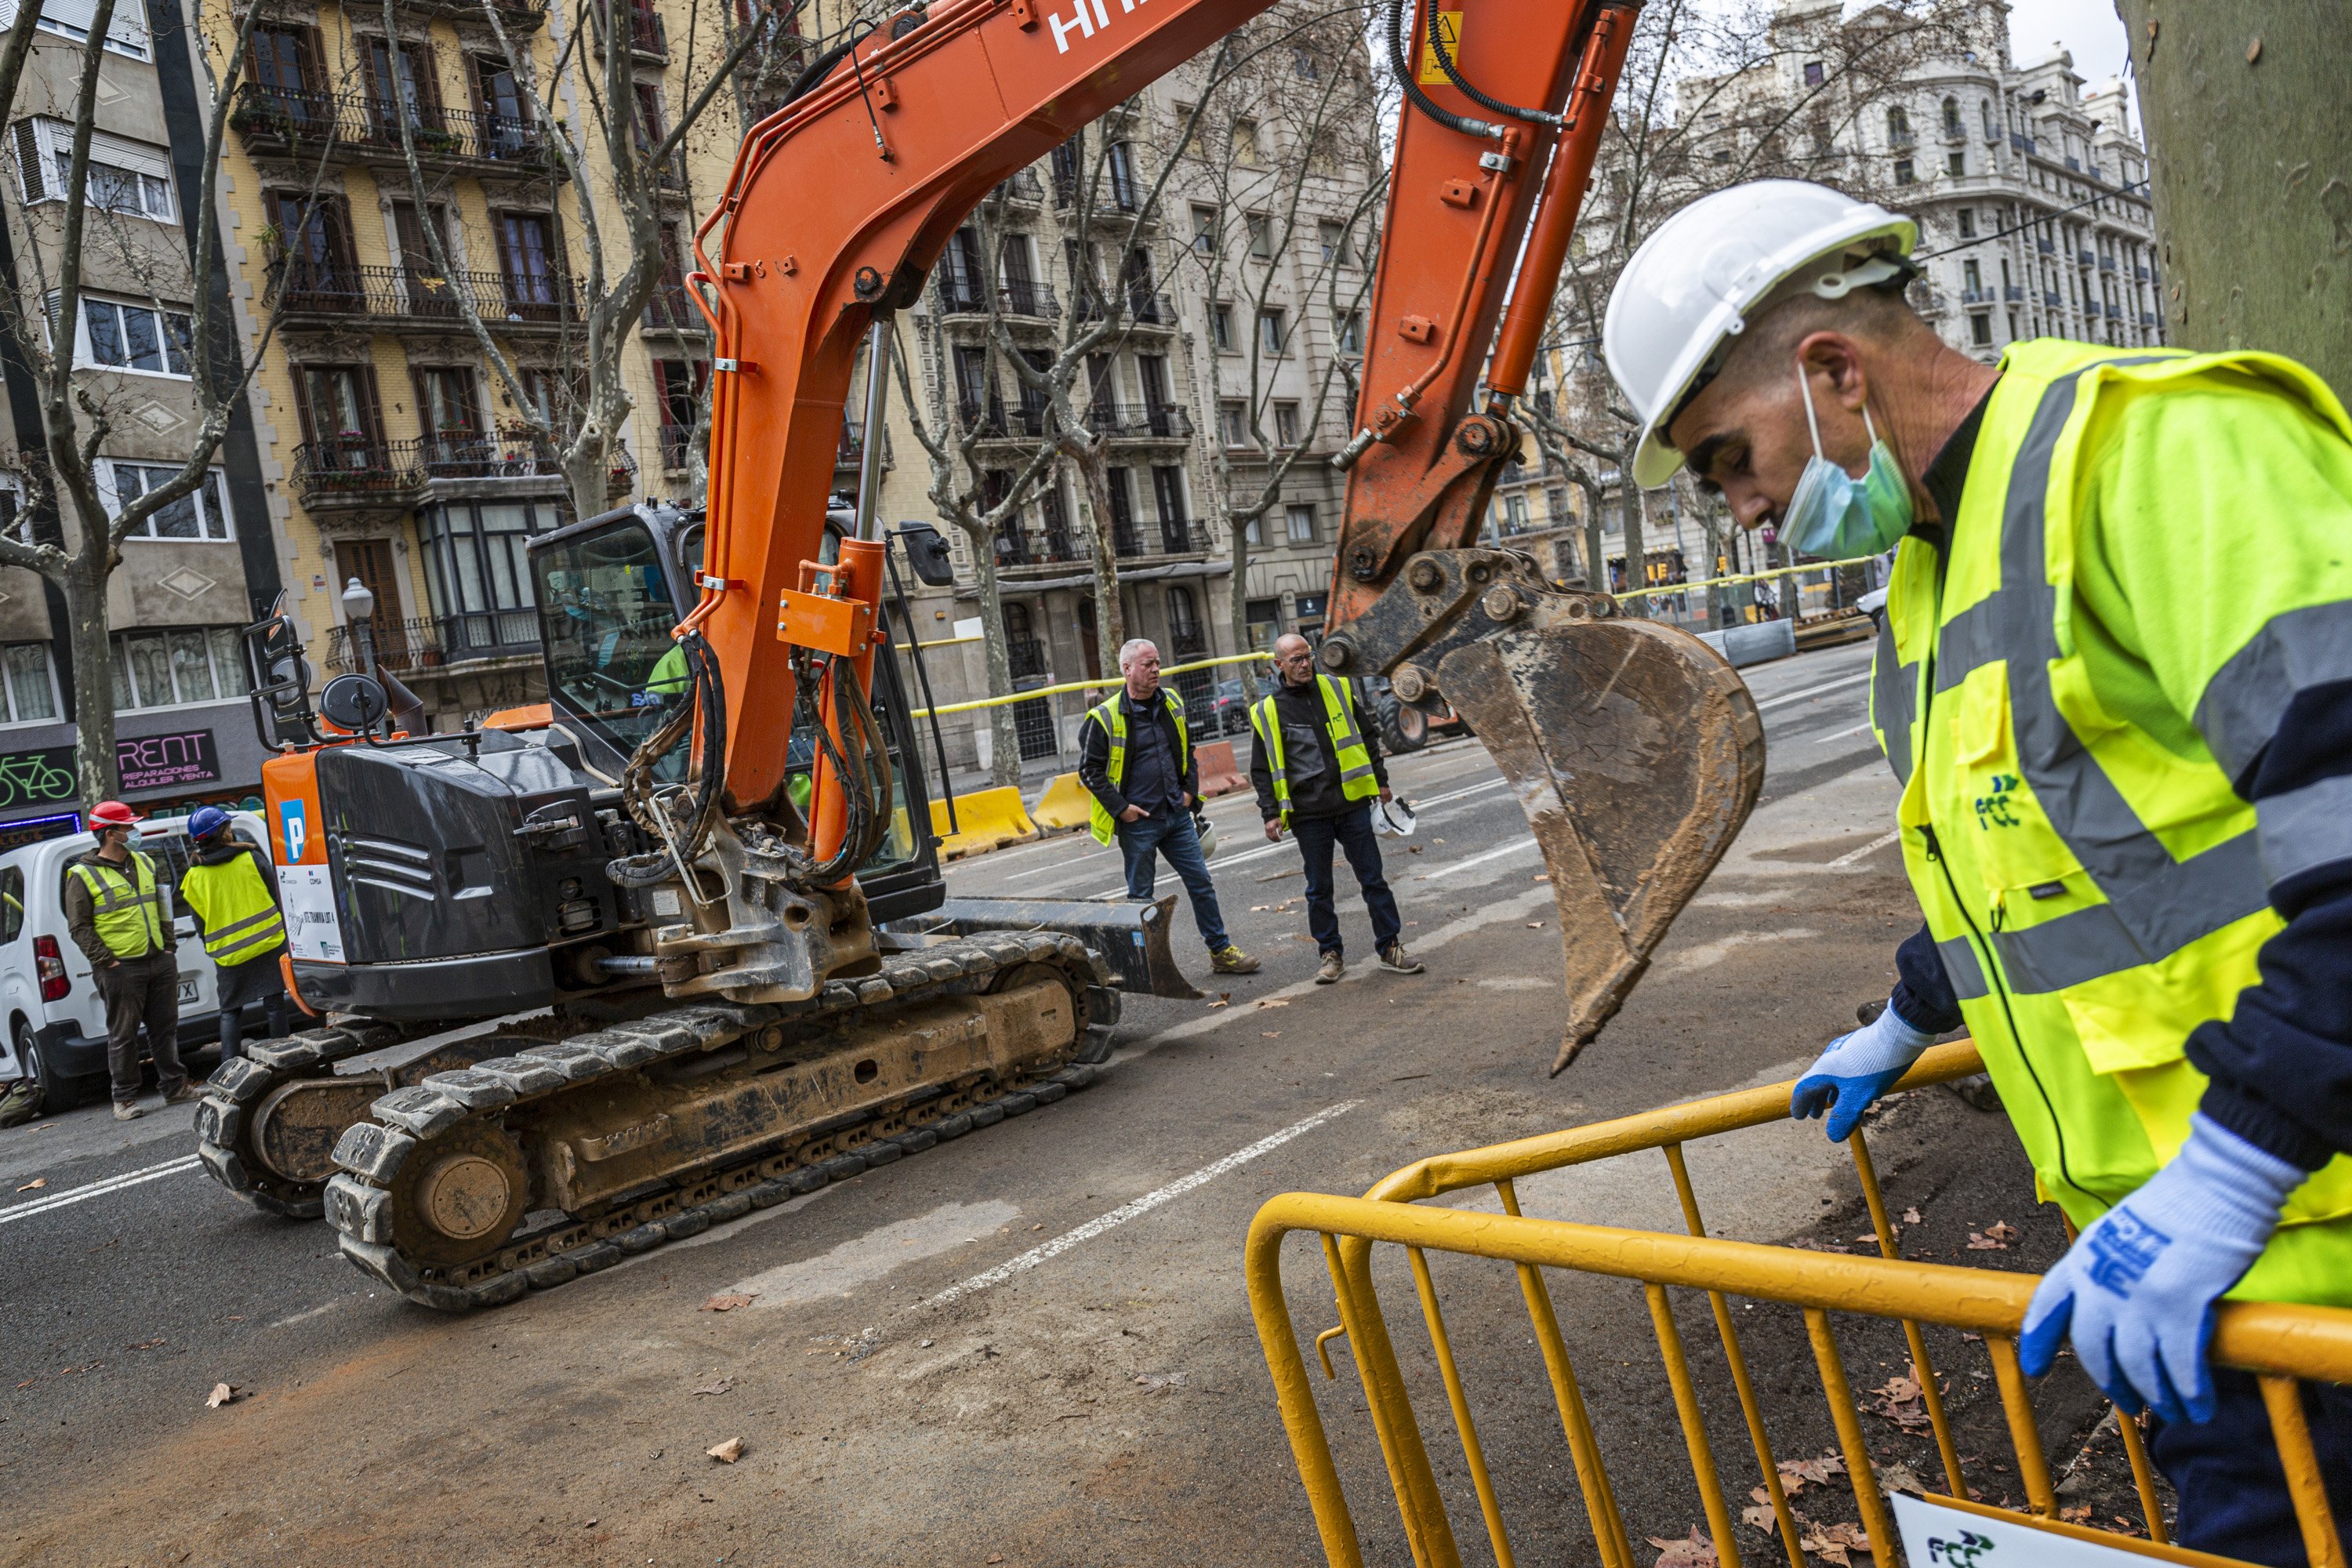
left=1192, top=809, right=1218, bottom=860
left=1371, top=797, right=1417, bottom=838
left=1604, top=180, right=1918, bottom=489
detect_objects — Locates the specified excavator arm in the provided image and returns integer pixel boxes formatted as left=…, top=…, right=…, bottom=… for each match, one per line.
left=680, top=0, right=1762, bottom=1066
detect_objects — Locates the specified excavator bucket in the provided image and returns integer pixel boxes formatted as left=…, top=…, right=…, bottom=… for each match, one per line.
left=1438, top=617, right=1763, bottom=1073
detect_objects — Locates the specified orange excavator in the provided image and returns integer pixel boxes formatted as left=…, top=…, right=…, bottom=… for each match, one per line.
left=194, top=0, right=1760, bottom=1309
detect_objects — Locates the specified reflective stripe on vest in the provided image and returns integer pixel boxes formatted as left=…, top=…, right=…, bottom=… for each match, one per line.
left=1084, top=690, right=1190, bottom=846
left=181, top=851, right=286, bottom=965
left=71, top=854, right=165, bottom=960
left=1250, top=674, right=1378, bottom=826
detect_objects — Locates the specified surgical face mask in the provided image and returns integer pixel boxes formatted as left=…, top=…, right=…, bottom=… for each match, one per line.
left=122, top=828, right=143, bottom=849
left=1780, top=361, right=1915, bottom=561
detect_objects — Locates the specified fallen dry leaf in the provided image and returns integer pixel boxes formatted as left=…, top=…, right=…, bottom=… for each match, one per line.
left=1902, top=1207, right=1922, bottom=1225
left=1255, top=998, right=1290, bottom=1009
left=1875, top=1460, right=1931, bottom=1497
left=1776, top=1452, right=1846, bottom=1493
left=1532, top=873, right=1550, bottom=882
left=692, top=1376, right=738, bottom=1397
left=1207, top=998, right=1229, bottom=1008
left=1260, top=1030, right=1280, bottom=1038
left=1406, top=845, right=1422, bottom=854
left=2060, top=1505, right=2092, bottom=1523
left=1788, top=1237, right=1852, bottom=1254
left=1646, top=1526, right=1717, bottom=1568
left=205, top=1382, right=239, bottom=1409
left=1965, top=1229, right=2009, bottom=1250
left=706, top=1437, right=746, bottom=1463
left=16, top=1177, right=46, bottom=1192
left=126, top=1338, right=165, bottom=1351
left=1741, top=1503, right=1779, bottom=1531
left=701, top=1294, right=757, bottom=1312
left=989, top=1558, right=1005, bottom=1565
left=1865, top=1372, right=1931, bottom=1431
left=1526, top=921, right=1545, bottom=929
left=1799, top=1519, right=1871, bottom=1567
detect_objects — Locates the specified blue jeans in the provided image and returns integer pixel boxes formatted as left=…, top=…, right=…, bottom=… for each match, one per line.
left=2147, top=1367, right=2352, bottom=1565
left=1118, top=809, right=1228, bottom=953
left=1291, top=802, right=1401, bottom=959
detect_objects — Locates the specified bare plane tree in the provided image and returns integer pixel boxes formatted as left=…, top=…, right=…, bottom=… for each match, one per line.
left=0, top=0, right=336, bottom=799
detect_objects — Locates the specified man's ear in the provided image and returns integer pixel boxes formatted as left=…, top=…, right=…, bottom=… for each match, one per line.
left=1795, top=331, right=1870, bottom=414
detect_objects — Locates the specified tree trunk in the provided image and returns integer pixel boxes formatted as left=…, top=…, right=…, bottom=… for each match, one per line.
left=1616, top=445, right=1646, bottom=615
left=1581, top=490, right=1606, bottom=600
left=965, top=537, right=1024, bottom=789
left=2118, top=2, right=2350, bottom=392
left=62, top=559, right=118, bottom=803
left=1070, top=443, right=1126, bottom=676
left=566, top=433, right=610, bottom=525
left=1227, top=516, right=1260, bottom=699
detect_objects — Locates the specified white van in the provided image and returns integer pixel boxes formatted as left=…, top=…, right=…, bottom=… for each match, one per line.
left=0, top=810, right=272, bottom=1109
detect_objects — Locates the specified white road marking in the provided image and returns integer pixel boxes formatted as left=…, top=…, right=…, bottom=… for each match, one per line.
left=1751, top=670, right=1872, bottom=710
left=270, top=1300, right=347, bottom=1329
left=1814, top=721, right=1875, bottom=743
left=1653, top=927, right=1820, bottom=978
left=0, top=1154, right=201, bottom=1225
left=1416, top=837, right=1538, bottom=882
left=1825, top=829, right=1903, bottom=869
left=999, top=845, right=1116, bottom=883
left=920, top=1101, right=1360, bottom=1309
left=726, top=1200, right=1022, bottom=1308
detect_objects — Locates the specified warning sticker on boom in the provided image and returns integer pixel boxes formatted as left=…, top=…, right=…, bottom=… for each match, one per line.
left=1417, top=11, right=1464, bottom=85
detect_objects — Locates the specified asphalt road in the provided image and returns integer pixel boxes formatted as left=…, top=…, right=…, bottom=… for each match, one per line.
left=0, top=638, right=2132, bottom=1567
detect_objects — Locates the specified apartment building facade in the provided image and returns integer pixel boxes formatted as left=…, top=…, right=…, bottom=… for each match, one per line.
left=868, top=9, right=1381, bottom=773
left=1493, top=0, right=2165, bottom=581
left=0, top=0, right=289, bottom=829
left=214, top=0, right=735, bottom=726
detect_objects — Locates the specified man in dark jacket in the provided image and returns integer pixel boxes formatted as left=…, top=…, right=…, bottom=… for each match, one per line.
left=1249, top=634, right=1421, bottom=984
left=177, top=806, right=289, bottom=1061
left=1078, top=637, right=1258, bottom=977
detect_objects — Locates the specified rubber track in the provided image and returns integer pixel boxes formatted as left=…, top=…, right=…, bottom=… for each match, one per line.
left=323, top=932, right=1109, bottom=1312
left=192, top=1019, right=443, bottom=1218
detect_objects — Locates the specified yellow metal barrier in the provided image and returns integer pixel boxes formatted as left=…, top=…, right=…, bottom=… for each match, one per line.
left=1247, top=1042, right=2352, bottom=1568
left=929, top=786, right=1038, bottom=858
left=1030, top=771, right=1095, bottom=833
left=1613, top=552, right=1884, bottom=605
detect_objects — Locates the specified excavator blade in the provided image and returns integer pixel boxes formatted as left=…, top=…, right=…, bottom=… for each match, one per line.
left=1437, top=618, right=1764, bottom=1073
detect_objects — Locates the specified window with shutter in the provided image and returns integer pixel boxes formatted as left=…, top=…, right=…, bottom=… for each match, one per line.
left=2, top=0, right=151, bottom=58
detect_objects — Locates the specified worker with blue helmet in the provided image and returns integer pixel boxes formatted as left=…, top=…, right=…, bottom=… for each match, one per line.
left=177, top=806, right=289, bottom=1061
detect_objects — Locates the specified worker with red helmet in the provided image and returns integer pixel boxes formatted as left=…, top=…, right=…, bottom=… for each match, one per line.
left=64, top=801, right=192, bottom=1121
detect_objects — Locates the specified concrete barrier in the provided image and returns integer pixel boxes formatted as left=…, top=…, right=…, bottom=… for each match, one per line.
left=1030, top=771, right=1095, bottom=833
left=1698, top=618, right=1798, bottom=669
left=1195, top=739, right=1248, bottom=797
left=930, top=786, right=1040, bottom=860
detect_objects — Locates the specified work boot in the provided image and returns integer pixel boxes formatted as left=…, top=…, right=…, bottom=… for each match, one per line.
left=1378, top=942, right=1425, bottom=975
left=1315, top=951, right=1345, bottom=985
left=1210, top=945, right=1260, bottom=975
left=113, top=1102, right=143, bottom=1122
left=163, top=1082, right=202, bottom=1105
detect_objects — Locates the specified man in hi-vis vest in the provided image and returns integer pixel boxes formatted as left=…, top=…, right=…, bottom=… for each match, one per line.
left=1248, top=634, right=1421, bottom=985
left=1076, top=637, right=1258, bottom=978
left=177, top=806, right=289, bottom=1062
left=64, top=800, right=194, bottom=1121
left=1603, top=179, right=2352, bottom=1561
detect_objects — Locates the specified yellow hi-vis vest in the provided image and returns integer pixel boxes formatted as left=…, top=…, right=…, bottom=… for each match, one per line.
left=1869, top=338, right=2352, bottom=1306
left=71, top=851, right=166, bottom=960
left=1250, top=673, right=1378, bottom=827
left=180, top=848, right=286, bottom=967
left=1084, top=689, right=1191, bottom=846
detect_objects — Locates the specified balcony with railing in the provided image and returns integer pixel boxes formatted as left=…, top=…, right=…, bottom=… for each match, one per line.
left=270, top=260, right=580, bottom=332
left=936, top=278, right=1062, bottom=321
left=993, top=169, right=1046, bottom=205
left=2097, top=255, right=2117, bottom=271
left=1109, top=514, right=1210, bottom=559
left=2004, top=285, right=2025, bottom=301
left=2077, top=249, right=2097, bottom=267
left=1073, top=289, right=1176, bottom=328
left=291, top=428, right=628, bottom=511
left=1096, top=402, right=1192, bottom=441
left=397, top=0, right=549, bottom=23
left=230, top=85, right=557, bottom=175
left=642, top=280, right=706, bottom=335
left=1958, top=287, right=1994, bottom=306
left=325, top=609, right=543, bottom=676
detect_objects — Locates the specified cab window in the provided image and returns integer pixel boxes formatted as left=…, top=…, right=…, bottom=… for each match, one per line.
left=1, top=867, right=22, bottom=943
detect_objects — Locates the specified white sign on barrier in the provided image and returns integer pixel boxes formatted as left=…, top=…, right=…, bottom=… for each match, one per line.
left=1893, top=1494, right=2233, bottom=1568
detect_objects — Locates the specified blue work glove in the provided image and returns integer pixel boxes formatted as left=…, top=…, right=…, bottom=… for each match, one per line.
left=2018, top=1112, right=2303, bottom=1424
left=1789, top=998, right=1936, bottom=1142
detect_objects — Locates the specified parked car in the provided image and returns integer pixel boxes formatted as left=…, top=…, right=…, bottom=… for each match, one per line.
left=1857, top=586, right=1889, bottom=630
left=0, top=810, right=272, bottom=1110
left=1207, top=677, right=1255, bottom=736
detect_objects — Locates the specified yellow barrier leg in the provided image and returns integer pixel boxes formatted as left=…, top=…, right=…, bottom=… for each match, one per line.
left=1499, top=1179, right=1635, bottom=1568
left=2259, top=1375, right=2347, bottom=1568
left=1848, top=1134, right=1969, bottom=1497
left=1407, top=1246, right=1519, bottom=1568
left=1243, top=1218, right=1367, bottom=1568
left=2115, top=1406, right=2169, bottom=1544
left=1647, top=1283, right=1747, bottom=1568
left=1986, top=1334, right=2059, bottom=1516
left=1663, top=1145, right=1810, bottom=1568
left=1804, top=1309, right=1898, bottom=1560
left=1328, top=1233, right=1463, bottom=1568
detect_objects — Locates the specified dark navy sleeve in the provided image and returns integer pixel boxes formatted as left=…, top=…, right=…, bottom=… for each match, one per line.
left=1888, top=923, right=1965, bottom=1036
left=2184, top=677, right=2352, bottom=1172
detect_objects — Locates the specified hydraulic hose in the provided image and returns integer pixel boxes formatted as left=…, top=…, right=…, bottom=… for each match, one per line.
left=609, top=630, right=727, bottom=889
left=1424, top=0, right=1565, bottom=130
left=1386, top=0, right=1505, bottom=142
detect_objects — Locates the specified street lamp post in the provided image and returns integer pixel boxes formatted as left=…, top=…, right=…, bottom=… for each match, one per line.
left=342, top=577, right=379, bottom=684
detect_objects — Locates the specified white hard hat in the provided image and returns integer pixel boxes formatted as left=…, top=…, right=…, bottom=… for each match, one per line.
left=1371, top=797, right=1417, bottom=838
left=1604, top=180, right=1918, bottom=490
left=1192, top=809, right=1218, bottom=861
